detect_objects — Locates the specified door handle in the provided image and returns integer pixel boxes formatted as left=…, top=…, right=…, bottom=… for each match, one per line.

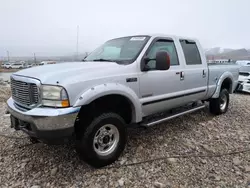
left=180, top=71, right=184, bottom=80
left=202, top=70, right=206, bottom=78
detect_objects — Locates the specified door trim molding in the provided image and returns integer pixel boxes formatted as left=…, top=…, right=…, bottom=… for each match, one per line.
left=142, top=89, right=206, bottom=106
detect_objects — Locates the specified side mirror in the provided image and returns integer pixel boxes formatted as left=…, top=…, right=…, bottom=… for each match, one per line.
left=155, top=51, right=170, bottom=70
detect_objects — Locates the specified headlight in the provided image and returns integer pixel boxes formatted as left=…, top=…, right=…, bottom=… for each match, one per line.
left=41, top=85, right=69, bottom=107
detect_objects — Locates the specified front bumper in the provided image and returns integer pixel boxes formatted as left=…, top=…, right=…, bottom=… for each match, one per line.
left=237, top=82, right=250, bottom=93
left=7, top=97, right=80, bottom=144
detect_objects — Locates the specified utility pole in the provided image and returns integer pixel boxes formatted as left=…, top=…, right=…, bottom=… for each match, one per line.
left=34, top=53, right=36, bottom=65
left=7, top=51, right=10, bottom=62
left=76, top=25, right=79, bottom=61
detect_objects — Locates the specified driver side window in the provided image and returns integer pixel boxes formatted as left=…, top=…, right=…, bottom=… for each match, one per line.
left=146, top=39, right=179, bottom=70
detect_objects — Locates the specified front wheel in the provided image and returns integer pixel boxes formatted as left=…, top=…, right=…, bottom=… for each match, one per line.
left=76, top=113, right=127, bottom=168
left=209, top=88, right=229, bottom=115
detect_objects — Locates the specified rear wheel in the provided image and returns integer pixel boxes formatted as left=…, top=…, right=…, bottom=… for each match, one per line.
left=209, top=88, right=229, bottom=115
left=76, top=113, right=127, bottom=168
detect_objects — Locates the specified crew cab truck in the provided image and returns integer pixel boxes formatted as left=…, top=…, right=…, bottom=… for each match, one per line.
left=7, top=34, right=239, bottom=168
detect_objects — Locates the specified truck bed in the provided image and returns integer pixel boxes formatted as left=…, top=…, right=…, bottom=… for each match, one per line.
left=207, top=63, right=239, bottom=98
left=208, top=62, right=238, bottom=66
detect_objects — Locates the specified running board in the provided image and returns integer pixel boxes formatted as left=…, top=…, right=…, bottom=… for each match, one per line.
left=141, top=104, right=206, bottom=127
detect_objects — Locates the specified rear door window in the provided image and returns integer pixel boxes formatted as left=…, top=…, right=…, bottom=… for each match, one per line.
left=180, top=40, right=202, bottom=65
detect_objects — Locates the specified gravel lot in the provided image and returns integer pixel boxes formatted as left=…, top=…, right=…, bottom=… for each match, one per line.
left=0, top=86, right=250, bottom=187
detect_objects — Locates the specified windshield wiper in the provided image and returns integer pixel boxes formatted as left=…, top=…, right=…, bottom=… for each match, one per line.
left=92, top=58, right=114, bottom=62
left=87, top=58, right=127, bottom=64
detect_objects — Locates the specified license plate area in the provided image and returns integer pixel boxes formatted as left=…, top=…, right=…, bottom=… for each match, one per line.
left=10, top=115, right=20, bottom=130
left=10, top=115, right=32, bottom=131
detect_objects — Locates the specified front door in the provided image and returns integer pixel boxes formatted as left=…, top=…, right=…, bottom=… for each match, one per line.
left=139, top=38, right=187, bottom=116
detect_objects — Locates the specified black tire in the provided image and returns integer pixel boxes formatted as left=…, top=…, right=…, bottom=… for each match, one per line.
left=209, top=88, right=229, bottom=115
left=76, top=113, right=127, bottom=168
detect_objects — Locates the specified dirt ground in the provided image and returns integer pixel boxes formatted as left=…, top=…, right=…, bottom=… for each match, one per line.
left=0, top=89, right=250, bottom=187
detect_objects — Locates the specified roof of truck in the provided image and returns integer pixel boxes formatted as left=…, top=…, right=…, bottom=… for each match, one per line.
left=149, top=33, right=197, bottom=40
left=114, top=34, right=198, bottom=42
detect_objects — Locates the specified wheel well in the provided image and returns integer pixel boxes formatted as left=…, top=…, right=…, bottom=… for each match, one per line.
left=74, top=94, right=134, bottom=136
left=221, top=78, right=232, bottom=92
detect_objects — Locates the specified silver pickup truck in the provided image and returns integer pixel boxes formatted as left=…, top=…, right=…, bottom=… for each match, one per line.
left=7, top=34, right=239, bottom=167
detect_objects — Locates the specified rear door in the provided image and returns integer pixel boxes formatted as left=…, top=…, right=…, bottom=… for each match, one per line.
left=179, top=39, right=208, bottom=101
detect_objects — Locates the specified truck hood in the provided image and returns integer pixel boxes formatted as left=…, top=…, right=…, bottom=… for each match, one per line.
left=13, top=61, right=128, bottom=85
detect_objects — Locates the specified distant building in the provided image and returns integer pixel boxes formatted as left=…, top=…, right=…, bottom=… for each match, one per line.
left=207, top=59, right=231, bottom=63
left=214, top=59, right=230, bottom=63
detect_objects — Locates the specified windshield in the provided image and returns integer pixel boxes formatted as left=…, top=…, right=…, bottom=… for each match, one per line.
left=85, top=36, right=149, bottom=64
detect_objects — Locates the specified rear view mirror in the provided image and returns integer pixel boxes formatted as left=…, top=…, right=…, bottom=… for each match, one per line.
left=156, top=51, right=170, bottom=70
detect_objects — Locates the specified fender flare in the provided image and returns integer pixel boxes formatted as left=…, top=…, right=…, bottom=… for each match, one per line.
left=212, top=71, right=234, bottom=98
left=73, top=83, right=142, bottom=122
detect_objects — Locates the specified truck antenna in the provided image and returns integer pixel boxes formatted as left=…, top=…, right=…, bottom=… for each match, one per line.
left=34, top=53, right=36, bottom=65
left=7, top=51, right=10, bottom=62
left=76, top=25, right=79, bottom=61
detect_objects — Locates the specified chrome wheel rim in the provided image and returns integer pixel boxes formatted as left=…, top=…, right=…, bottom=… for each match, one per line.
left=220, top=93, right=227, bottom=111
left=93, top=124, right=119, bottom=156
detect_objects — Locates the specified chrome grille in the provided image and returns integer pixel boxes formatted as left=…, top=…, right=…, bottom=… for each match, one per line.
left=11, top=78, right=39, bottom=108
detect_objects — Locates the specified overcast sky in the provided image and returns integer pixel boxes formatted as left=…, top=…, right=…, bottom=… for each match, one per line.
left=0, top=0, right=249, bottom=57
